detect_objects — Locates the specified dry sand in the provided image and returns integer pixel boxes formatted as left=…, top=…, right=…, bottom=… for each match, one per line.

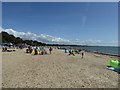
left=2, top=48, right=118, bottom=88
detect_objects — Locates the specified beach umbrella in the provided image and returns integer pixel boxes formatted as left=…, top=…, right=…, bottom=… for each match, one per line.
left=31, top=49, right=35, bottom=54
left=65, top=50, right=69, bottom=53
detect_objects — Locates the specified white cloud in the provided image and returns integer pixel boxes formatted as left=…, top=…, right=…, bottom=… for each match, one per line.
left=37, top=34, right=70, bottom=44
left=110, top=40, right=118, bottom=43
left=0, top=27, right=70, bottom=44
left=1, top=27, right=116, bottom=46
left=71, top=39, right=101, bottom=45
left=109, top=40, right=118, bottom=46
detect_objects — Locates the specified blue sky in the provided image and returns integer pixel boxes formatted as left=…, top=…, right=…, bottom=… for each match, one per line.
left=2, top=2, right=118, bottom=46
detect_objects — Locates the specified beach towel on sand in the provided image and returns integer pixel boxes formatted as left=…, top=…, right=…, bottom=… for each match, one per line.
left=2, top=50, right=16, bottom=52
left=109, top=60, right=120, bottom=70
left=107, top=66, right=120, bottom=74
left=107, top=60, right=120, bottom=74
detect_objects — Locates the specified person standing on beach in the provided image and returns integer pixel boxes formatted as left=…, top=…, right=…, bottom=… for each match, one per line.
left=49, top=47, right=52, bottom=54
left=81, top=51, right=84, bottom=58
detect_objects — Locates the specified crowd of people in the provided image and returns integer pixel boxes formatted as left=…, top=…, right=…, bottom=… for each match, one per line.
left=65, top=48, right=84, bottom=58
left=25, top=46, right=84, bottom=58
left=26, top=46, right=53, bottom=55
left=2, top=45, right=84, bottom=58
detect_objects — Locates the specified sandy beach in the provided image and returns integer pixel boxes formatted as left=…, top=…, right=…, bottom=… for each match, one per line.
left=2, top=48, right=118, bottom=88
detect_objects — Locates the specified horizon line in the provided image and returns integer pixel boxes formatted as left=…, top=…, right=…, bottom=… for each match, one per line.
left=1, top=0, right=120, bottom=2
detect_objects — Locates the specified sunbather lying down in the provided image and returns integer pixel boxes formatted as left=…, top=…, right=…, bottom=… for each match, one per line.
left=2, top=47, right=16, bottom=52
left=2, top=50, right=16, bottom=52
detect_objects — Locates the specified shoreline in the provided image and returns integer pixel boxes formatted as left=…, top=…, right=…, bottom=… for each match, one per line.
left=58, top=47, right=119, bottom=57
left=86, top=50, right=119, bottom=58
left=0, top=46, right=119, bottom=57
left=84, top=50, right=119, bottom=57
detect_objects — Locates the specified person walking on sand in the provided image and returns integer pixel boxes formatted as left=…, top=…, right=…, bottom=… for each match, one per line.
left=49, top=47, right=53, bottom=54
left=81, top=50, right=84, bottom=58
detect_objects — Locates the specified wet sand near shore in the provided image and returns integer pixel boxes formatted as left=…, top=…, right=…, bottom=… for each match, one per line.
left=2, top=48, right=118, bottom=88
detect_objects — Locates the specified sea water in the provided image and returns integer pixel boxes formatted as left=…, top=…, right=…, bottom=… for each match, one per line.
left=62, top=46, right=119, bottom=56
left=76, top=46, right=118, bottom=55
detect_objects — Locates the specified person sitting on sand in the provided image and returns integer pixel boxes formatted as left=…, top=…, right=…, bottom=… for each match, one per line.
left=2, top=46, right=6, bottom=52
left=2, top=47, right=5, bottom=51
left=19, top=46, right=23, bottom=49
left=69, top=49, right=75, bottom=56
left=74, top=49, right=80, bottom=54
left=45, top=51, right=47, bottom=54
left=39, top=51, right=44, bottom=55
left=44, top=50, right=47, bottom=54
left=26, top=46, right=31, bottom=53
left=26, top=48, right=29, bottom=53
left=4, top=47, right=7, bottom=51
left=34, top=49, right=38, bottom=55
